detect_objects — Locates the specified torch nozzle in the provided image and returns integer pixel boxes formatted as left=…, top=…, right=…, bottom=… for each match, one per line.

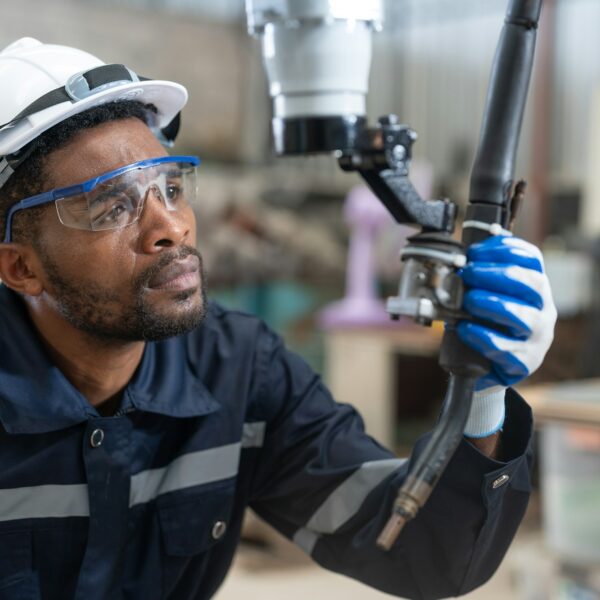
left=376, top=492, right=418, bottom=550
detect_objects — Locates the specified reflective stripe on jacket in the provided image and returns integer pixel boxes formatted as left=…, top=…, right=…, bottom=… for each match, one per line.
left=0, top=285, right=533, bottom=600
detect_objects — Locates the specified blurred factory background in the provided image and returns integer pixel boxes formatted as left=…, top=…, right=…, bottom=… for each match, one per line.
left=2, top=0, right=600, bottom=598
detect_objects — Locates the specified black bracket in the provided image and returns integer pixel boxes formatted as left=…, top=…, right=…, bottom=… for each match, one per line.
left=338, top=115, right=458, bottom=234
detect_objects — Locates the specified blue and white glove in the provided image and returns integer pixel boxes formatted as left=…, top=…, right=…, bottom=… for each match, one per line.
left=456, top=235, right=557, bottom=438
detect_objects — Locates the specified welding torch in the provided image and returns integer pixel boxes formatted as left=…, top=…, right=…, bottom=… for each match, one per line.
left=246, top=0, right=543, bottom=551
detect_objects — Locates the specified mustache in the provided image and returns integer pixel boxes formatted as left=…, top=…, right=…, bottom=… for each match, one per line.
left=135, top=246, right=203, bottom=289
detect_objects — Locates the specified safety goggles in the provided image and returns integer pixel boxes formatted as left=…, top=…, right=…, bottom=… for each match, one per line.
left=3, top=155, right=200, bottom=243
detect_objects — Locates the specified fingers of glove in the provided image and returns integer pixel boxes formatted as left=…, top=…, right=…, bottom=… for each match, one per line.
left=467, top=236, right=544, bottom=272
left=463, top=289, right=541, bottom=339
left=456, top=321, right=531, bottom=385
left=461, top=264, right=546, bottom=309
left=475, top=287, right=556, bottom=379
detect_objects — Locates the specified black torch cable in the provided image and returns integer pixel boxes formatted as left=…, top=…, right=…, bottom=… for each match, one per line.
left=377, top=0, right=543, bottom=551
left=377, top=375, right=476, bottom=548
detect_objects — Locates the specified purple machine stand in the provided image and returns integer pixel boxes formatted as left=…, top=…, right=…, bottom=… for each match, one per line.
left=319, top=185, right=395, bottom=329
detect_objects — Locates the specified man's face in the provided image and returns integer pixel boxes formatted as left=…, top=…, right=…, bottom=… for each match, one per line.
left=31, top=117, right=206, bottom=342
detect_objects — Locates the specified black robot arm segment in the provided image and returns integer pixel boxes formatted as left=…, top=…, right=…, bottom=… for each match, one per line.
left=466, top=0, right=542, bottom=243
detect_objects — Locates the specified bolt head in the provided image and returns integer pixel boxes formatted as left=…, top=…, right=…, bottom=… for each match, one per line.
left=392, top=145, right=406, bottom=161
left=379, top=114, right=399, bottom=126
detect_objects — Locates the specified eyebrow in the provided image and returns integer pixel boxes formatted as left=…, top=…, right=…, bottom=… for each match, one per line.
left=88, top=182, right=130, bottom=207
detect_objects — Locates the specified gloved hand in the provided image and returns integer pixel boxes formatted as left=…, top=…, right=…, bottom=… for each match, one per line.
left=456, top=235, right=557, bottom=437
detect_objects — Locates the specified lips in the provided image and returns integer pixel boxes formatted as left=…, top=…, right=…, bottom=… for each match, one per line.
left=148, top=255, right=200, bottom=289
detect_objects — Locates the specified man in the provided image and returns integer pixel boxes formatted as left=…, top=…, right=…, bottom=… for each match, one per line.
left=0, top=38, right=556, bottom=600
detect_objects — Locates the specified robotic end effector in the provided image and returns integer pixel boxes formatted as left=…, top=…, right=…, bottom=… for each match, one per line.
left=245, top=0, right=463, bottom=325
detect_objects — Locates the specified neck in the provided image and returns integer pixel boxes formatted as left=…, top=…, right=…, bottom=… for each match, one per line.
left=24, top=296, right=145, bottom=414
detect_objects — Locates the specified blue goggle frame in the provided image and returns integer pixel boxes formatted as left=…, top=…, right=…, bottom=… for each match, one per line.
left=3, top=155, right=200, bottom=243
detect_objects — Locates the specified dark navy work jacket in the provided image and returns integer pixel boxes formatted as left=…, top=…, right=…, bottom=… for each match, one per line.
left=0, top=284, right=533, bottom=600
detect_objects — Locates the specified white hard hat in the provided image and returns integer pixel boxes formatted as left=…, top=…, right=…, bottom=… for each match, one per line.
left=0, top=38, right=188, bottom=188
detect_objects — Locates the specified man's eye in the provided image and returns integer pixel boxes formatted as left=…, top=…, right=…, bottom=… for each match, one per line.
left=92, top=202, right=130, bottom=227
left=166, top=181, right=184, bottom=201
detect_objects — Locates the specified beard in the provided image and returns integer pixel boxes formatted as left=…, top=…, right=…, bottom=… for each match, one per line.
left=39, top=245, right=207, bottom=343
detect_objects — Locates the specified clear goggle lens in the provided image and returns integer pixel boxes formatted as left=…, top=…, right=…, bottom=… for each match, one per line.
left=55, top=161, right=198, bottom=232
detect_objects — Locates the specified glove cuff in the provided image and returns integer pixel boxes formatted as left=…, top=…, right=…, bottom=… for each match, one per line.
left=464, top=386, right=506, bottom=438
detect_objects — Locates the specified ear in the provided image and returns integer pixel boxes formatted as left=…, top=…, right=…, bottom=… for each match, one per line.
left=0, top=243, right=44, bottom=296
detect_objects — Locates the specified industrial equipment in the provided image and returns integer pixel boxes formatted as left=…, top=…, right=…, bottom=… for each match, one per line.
left=246, top=0, right=542, bottom=550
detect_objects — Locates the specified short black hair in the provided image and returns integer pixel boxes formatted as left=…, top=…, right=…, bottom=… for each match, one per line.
left=0, top=100, right=156, bottom=243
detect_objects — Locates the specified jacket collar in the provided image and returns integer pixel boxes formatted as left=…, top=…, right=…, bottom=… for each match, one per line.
left=0, top=285, right=220, bottom=434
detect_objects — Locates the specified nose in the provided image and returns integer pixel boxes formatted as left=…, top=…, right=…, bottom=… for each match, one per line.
left=136, top=188, right=194, bottom=252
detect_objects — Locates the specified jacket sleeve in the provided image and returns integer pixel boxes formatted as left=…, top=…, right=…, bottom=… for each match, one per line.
left=247, top=326, right=533, bottom=600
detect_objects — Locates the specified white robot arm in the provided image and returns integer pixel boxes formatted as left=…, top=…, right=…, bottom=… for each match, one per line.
left=246, top=0, right=382, bottom=154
